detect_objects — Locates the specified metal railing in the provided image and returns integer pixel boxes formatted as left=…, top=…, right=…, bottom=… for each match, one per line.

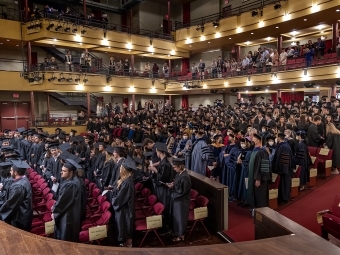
left=174, top=0, right=282, bottom=30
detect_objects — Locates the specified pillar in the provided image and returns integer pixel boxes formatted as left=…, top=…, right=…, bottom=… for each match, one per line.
left=24, top=0, right=29, bottom=22
left=332, top=85, right=337, bottom=98
left=27, top=41, right=31, bottom=71
left=168, top=58, right=172, bottom=77
left=130, top=55, right=134, bottom=74
left=168, top=0, right=171, bottom=34
left=237, top=92, right=241, bottom=100
left=236, top=45, right=241, bottom=60
left=277, top=35, right=282, bottom=54
left=30, top=91, right=35, bottom=125
left=332, top=22, right=338, bottom=52
left=277, top=89, right=282, bottom=99
left=47, top=93, right=50, bottom=124
left=83, top=0, right=87, bottom=20
left=87, top=93, right=91, bottom=118
left=131, top=94, right=135, bottom=112
left=169, top=95, right=172, bottom=105
left=130, top=9, right=133, bottom=28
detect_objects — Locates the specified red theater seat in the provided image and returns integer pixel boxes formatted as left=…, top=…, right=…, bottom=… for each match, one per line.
left=322, top=194, right=340, bottom=240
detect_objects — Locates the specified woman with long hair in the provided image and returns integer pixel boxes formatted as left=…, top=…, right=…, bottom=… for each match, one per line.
left=325, top=122, right=340, bottom=174
left=112, top=157, right=135, bottom=247
left=297, top=114, right=309, bottom=132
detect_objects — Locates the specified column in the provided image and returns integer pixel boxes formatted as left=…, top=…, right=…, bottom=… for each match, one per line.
left=168, top=0, right=171, bottom=34
left=27, top=41, right=31, bottom=71
left=169, top=95, right=172, bottom=106
left=130, top=9, right=133, bottom=29
left=332, top=85, right=337, bottom=98
left=130, top=54, right=134, bottom=74
left=87, top=93, right=91, bottom=119
left=24, top=0, right=29, bottom=22
left=30, top=91, right=35, bottom=126
left=277, top=35, right=282, bottom=54
left=168, top=58, right=172, bottom=77
left=237, top=92, right=241, bottom=100
left=236, top=45, right=241, bottom=60
left=131, top=94, right=135, bottom=112
left=277, top=89, right=282, bottom=99
left=83, top=0, right=87, bottom=20
left=332, top=22, right=338, bottom=53
left=46, top=93, right=50, bottom=125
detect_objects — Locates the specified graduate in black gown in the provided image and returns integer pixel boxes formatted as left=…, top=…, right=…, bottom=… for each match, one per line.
left=0, top=160, right=33, bottom=231
left=167, top=158, right=191, bottom=242
left=247, top=134, right=270, bottom=209
left=148, top=142, right=173, bottom=234
left=95, top=145, right=115, bottom=191
left=111, top=156, right=135, bottom=248
left=52, top=159, right=82, bottom=242
left=295, top=130, right=311, bottom=191
left=0, top=162, right=13, bottom=206
left=272, top=133, right=294, bottom=205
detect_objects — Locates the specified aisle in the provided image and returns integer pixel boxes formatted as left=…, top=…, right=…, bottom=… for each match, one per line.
left=223, top=174, right=340, bottom=242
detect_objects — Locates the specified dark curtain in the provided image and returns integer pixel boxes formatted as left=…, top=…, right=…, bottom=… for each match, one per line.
left=31, top=52, right=37, bottom=65
left=325, top=39, right=332, bottom=52
left=123, top=97, right=128, bottom=105
left=183, top=3, right=190, bottom=26
left=281, top=92, right=304, bottom=103
left=182, top=95, right=188, bottom=109
left=271, top=93, right=277, bottom=104
left=182, top=58, right=189, bottom=74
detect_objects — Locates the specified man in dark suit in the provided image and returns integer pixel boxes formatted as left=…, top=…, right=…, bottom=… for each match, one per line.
left=314, top=38, right=326, bottom=59
left=254, top=111, right=266, bottom=131
left=265, top=113, right=276, bottom=130
left=114, top=103, right=120, bottom=114
left=307, top=115, right=322, bottom=147
left=198, top=59, right=205, bottom=80
left=64, top=51, right=73, bottom=71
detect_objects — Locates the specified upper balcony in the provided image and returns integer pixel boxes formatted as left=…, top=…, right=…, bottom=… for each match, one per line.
left=174, top=0, right=340, bottom=53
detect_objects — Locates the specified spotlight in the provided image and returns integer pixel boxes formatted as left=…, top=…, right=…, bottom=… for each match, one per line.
left=274, top=3, right=281, bottom=10
left=66, top=77, right=73, bottom=82
left=55, top=24, right=62, bottom=31
left=196, top=25, right=204, bottom=32
left=48, top=75, right=56, bottom=82
left=33, top=23, right=42, bottom=29
left=103, top=30, right=107, bottom=38
left=28, top=77, right=34, bottom=82
left=81, top=27, right=86, bottom=35
left=230, top=88, right=239, bottom=93
left=71, top=24, right=77, bottom=34
left=106, top=75, right=112, bottom=83
left=251, top=10, right=258, bottom=17
left=75, top=76, right=81, bottom=82
left=212, top=21, right=219, bottom=28
left=34, top=76, right=42, bottom=82
left=64, top=26, right=70, bottom=32
left=57, top=73, right=65, bottom=82
left=83, top=75, right=88, bottom=83
left=46, top=23, right=54, bottom=31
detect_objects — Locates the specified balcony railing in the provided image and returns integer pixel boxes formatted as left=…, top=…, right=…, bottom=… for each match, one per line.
left=174, top=0, right=282, bottom=30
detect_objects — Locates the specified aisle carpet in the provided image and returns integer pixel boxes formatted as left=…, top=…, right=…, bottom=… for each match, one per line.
left=224, top=175, right=340, bottom=242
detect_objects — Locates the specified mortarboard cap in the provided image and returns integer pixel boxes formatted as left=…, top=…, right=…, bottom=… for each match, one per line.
left=172, top=158, right=185, bottom=166
left=155, top=142, right=167, bottom=153
left=11, top=160, right=30, bottom=170
left=105, top=145, right=114, bottom=154
left=94, top=142, right=105, bottom=149
left=121, top=156, right=136, bottom=171
left=55, top=128, right=62, bottom=132
left=296, top=130, right=306, bottom=136
left=3, top=129, right=10, bottom=133
left=134, top=143, right=143, bottom=148
left=58, top=143, right=71, bottom=152
left=143, top=151, right=153, bottom=159
left=0, top=161, right=13, bottom=168
left=16, top=127, right=26, bottom=133
left=70, top=129, right=77, bottom=134
left=64, top=158, right=82, bottom=171
left=48, top=143, right=59, bottom=149
left=113, top=146, right=126, bottom=154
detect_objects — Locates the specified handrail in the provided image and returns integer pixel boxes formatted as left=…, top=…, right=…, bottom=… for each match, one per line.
left=174, top=0, right=281, bottom=30
left=42, top=12, right=173, bottom=41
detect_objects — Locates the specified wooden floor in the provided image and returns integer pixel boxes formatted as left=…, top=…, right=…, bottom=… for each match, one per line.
left=1, top=208, right=339, bottom=255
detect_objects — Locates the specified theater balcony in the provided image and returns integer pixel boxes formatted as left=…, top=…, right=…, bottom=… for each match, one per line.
left=174, top=0, right=340, bottom=53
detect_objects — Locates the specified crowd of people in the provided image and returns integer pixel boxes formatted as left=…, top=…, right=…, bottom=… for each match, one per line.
left=0, top=94, right=340, bottom=246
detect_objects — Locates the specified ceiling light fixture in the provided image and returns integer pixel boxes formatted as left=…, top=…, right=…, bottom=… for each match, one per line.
left=259, top=21, right=264, bottom=27
left=46, top=23, right=54, bottom=31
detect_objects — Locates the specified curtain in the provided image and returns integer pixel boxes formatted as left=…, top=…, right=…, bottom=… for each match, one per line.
left=182, top=95, right=188, bottom=109
left=182, top=58, right=189, bottom=74
left=123, top=97, right=128, bottom=105
left=325, top=39, right=332, bottom=53
left=281, top=92, right=304, bottom=103
left=183, top=3, right=190, bottom=26
left=271, top=93, right=277, bottom=104
left=31, top=52, right=37, bottom=65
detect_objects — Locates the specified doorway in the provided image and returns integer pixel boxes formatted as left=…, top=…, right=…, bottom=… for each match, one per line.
left=0, top=102, right=31, bottom=130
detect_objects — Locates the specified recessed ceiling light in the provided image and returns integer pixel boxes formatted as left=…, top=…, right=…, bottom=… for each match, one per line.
left=229, top=38, right=231, bottom=39
left=304, top=19, right=307, bottom=21
left=223, top=89, right=225, bottom=90
left=293, top=83, right=296, bottom=85
left=6, top=39, right=10, bottom=41
left=105, top=52, right=107, bottom=53
left=189, top=45, right=192, bottom=47
left=251, top=32, right=254, bottom=34
left=53, top=38, right=57, bottom=41
left=79, top=43, right=82, bottom=45
left=337, top=9, right=340, bottom=12
left=16, top=45, right=19, bottom=46
left=0, top=43, right=3, bottom=45
left=276, top=26, right=279, bottom=28
left=208, top=42, right=210, bottom=43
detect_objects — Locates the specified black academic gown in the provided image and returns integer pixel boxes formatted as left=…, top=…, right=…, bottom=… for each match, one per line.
left=295, top=140, right=311, bottom=186
left=272, top=142, right=294, bottom=203
left=0, top=176, right=33, bottom=231
left=0, top=177, right=13, bottom=206
left=112, top=176, right=135, bottom=242
left=95, top=159, right=115, bottom=191
left=19, top=139, right=31, bottom=161
left=171, top=170, right=191, bottom=237
left=153, top=157, right=173, bottom=228
left=53, top=176, right=82, bottom=242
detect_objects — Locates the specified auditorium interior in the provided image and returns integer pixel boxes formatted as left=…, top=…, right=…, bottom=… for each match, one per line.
left=1, top=0, right=340, bottom=254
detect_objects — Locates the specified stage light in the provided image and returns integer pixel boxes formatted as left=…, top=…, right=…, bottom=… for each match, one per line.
left=57, top=73, right=65, bottom=82
left=83, top=75, right=88, bottom=83
left=75, top=75, right=81, bottom=82
left=66, top=77, right=73, bottom=82
left=28, top=77, right=34, bottom=82
left=64, top=26, right=70, bottom=32
left=213, top=21, right=219, bottom=28
left=46, top=23, right=54, bottom=30
left=106, top=75, right=112, bottom=83
left=71, top=24, right=77, bottom=34
left=251, top=10, right=258, bottom=17
left=48, top=74, right=56, bottom=82
left=55, top=24, right=62, bottom=31
left=274, top=3, right=281, bottom=10
left=81, top=27, right=86, bottom=35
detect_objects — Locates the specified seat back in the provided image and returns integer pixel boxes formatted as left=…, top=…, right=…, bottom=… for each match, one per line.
left=39, top=182, right=48, bottom=192
left=293, top=166, right=301, bottom=178
left=88, top=183, right=96, bottom=193
left=153, top=202, right=164, bottom=215
left=195, top=195, right=209, bottom=208
left=141, top=188, right=151, bottom=198
left=37, top=178, right=45, bottom=186
left=100, top=201, right=111, bottom=213
left=147, top=195, right=157, bottom=207
left=269, top=175, right=281, bottom=190
left=308, top=146, right=318, bottom=157
left=44, top=193, right=54, bottom=202
left=316, top=148, right=333, bottom=161
left=96, top=195, right=106, bottom=205
left=42, top=187, right=51, bottom=196
left=29, top=171, right=38, bottom=179
left=92, top=188, right=100, bottom=199
left=96, top=211, right=112, bottom=225
left=34, top=174, right=42, bottom=182
left=135, top=183, right=143, bottom=193
left=191, top=189, right=199, bottom=200
left=46, top=200, right=56, bottom=211
left=332, top=194, right=340, bottom=218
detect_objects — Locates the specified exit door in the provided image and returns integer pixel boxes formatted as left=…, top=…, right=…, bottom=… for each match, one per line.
left=0, top=102, right=31, bottom=130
